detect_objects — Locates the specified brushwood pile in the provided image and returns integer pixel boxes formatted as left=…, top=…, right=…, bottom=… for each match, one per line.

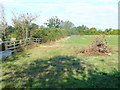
left=80, top=36, right=112, bottom=56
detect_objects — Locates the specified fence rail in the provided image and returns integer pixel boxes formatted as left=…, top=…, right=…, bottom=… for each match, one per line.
left=0, top=38, right=43, bottom=52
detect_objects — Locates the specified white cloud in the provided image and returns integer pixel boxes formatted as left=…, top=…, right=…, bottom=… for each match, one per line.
left=1, top=0, right=118, bottom=29
left=32, top=2, right=90, bottom=6
left=0, top=0, right=16, bottom=4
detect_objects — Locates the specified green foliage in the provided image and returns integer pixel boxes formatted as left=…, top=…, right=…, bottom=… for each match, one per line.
left=2, top=14, right=119, bottom=43
left=32, top=27, right=69, bottom=42
left=76, top=26, right=119, bottom=35
left=4, top=23, right=120, bottom=43
left=44, top=16, right=63, bottom=28
left=60, top=21, right=75, bottom=30
left=11, top=13, right=39, bottom=39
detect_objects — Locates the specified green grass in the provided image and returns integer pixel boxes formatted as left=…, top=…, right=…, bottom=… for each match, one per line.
left=1, top=36, right=119, bottom=88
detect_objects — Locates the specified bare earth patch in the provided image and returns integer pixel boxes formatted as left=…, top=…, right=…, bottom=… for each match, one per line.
left=38, top=36, right=71, bottom=48
left=55, top=36, right=71, bottom=43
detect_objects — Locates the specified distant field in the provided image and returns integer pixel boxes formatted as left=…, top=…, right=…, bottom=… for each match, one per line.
left=1, top=36, right=119, bottom=88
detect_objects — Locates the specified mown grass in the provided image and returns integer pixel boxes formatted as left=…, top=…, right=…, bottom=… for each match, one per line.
left=1, top=36, right=119, bottom=88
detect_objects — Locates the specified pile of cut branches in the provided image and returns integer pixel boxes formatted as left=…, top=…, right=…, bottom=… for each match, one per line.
left=80, top=36, right=112, bottom=56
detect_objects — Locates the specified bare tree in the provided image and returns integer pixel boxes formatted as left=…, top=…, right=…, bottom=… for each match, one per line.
left=12, top=12, right=39, bottom=39
left=0, top=4, right=7, bottom=41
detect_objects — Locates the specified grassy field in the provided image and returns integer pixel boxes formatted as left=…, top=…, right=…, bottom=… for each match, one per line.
left=1, top=36, right=119, bottom=88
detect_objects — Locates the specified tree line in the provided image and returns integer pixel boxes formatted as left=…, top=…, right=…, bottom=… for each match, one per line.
left=0, top=5, right=119, bottom=42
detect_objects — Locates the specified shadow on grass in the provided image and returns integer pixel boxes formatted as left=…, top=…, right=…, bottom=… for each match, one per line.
left=2, top=51, right=31, bottom=62
left=2, top=56, right=119, bottom=88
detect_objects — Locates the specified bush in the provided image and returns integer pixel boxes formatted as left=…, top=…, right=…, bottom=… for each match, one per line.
left=32, top=27, right=72, bottom=43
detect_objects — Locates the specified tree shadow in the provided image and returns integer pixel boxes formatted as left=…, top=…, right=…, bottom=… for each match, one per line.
left=2, top=51, right=31, bottom=62
left=2, top=56, right=119, bottom=88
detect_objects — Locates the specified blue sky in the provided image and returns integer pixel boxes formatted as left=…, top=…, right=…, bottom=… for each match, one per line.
left=0, top=0, right=119, bottom=30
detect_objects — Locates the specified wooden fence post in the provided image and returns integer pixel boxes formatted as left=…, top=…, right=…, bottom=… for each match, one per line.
left=38, top=38, right=40, bottom=44
left=36, top=38, right=37, bottom=43
left=14, top=41, right=16, bottom=51
left=2, top=38, right=42, bottom=52
left=25, top=39, right=27, bottom=46
left=5, top=42, right=8, bottom=50
left=20, top=40, right=21, bottom=44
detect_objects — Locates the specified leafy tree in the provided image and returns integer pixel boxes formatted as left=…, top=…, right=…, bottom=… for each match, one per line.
left=5, top=25, right=15, bottom=40
left=44, top=16, right=63, bottom=28
left=28, top=23, right=39, bottom=37
left=111, top=29, right=119, bottom=35
left=76, top=25, right=89, bottom=35
left=104, top=28, right=112, bottom=35
left=89, top=27, right=97, bottom=34
left=60, top=21, right=75, bottom=30
left=97, top=29, right=103, bottom=35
